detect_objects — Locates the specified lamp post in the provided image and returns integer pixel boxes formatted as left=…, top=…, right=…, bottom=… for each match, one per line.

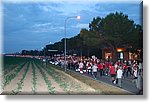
left=64, top=16, right=80, bottom=72
left=41, top=42, right=52, bottom=57
left=41, top=47, right=45, bottom=57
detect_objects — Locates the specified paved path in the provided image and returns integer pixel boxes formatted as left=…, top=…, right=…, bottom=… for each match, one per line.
left=88, top=74, right=139, bottom=94
left=70, top=69, right=140, bottom=94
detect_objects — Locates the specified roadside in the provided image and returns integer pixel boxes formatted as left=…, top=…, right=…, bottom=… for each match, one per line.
left=48, top=64, right=132, bottom=95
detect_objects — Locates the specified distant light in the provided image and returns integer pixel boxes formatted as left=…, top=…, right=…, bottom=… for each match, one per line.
left=117, top=48, right=124, bottom=52
left=76, top=16, right=81, bottom=20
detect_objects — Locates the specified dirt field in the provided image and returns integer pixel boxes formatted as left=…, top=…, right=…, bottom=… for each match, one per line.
left=2, top=57, right=131, bottom=95
left=2, top=59, right=98, bottom=95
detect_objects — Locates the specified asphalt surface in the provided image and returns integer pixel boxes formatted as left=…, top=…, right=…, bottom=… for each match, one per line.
left=88, top=73, right=138, bottom=94
left=71, top=70, right=141, bottom=94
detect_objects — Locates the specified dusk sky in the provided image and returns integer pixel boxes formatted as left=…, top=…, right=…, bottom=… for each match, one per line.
left=2, top=0, right=142, bottom=53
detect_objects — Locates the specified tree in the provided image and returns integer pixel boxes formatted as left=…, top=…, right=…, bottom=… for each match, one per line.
left=79, top=28, right=102, bottom=57
left=89, top=12, right=142, bottom=60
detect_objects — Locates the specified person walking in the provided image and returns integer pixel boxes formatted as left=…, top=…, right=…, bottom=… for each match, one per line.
left=133, top=66, right=138, bottom=88
left=109, top=64, right=116, bottom=83
left=79, top=61, right=84, bottom=74
left=92, top=63, right=98, bottom=79
left=123, top=63, right=128, bottom=77
left=98, top=62, right=104, bottom=77
left=116, top=66, right=123, bottom=88
left=104, top=62, right=109, bottom=76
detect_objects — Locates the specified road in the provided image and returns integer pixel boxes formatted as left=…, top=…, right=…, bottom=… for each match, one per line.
left=70, top=69, right=142, bottom=95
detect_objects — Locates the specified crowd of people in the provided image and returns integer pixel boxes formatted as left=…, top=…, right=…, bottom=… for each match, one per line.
left=45, top=55, right=143, bottom=94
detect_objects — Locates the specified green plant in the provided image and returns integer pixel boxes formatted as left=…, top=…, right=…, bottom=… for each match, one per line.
left=31, top=62, right=37, bottom=94
left=42, top=65, right=68, bottom=92
left=10, top=62, right=30, bottom=95
left=3, top=62, right=26, bottom=89
left=35, top=63, right=55, bottom=94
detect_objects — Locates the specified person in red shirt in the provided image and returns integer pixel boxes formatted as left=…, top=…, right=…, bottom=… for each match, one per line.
left=98, top=62, right=104, bottom=77
left=109, top=64, right=116, bottom=83
left=123, top=63, right=128, bottom=77
left=116, top=60, right=121, bottom=66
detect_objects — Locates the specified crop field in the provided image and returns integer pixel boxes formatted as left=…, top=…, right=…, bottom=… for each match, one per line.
left=1, top=56, right=130, bottom=95
left=1, top=56, right=98, bottom=95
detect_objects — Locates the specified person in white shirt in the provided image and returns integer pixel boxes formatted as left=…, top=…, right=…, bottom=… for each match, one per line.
left=92, top=63, right=98, bottom=79
left=116, top=66, right=123, bottom=88
left=133, top=66, right=138, bottom=88
left=79, top=61, right=84, bottom=74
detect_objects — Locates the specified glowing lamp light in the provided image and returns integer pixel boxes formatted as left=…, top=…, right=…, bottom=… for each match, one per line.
left=76, top=16, right=81, bottom=19
left=117, top=48, right=123, bottom=52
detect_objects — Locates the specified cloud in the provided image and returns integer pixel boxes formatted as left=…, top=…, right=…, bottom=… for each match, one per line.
left=31, top=22, right=64, bottom=33
left=37, top=3, right=64, bottom=13
left=32, top=22, right=51, bottom=27
left=3, top=1, right=141, bottom=53
left=72, top=23, right=89, bottom=29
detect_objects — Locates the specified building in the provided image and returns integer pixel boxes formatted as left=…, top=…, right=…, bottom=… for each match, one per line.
left=102, top=47, right=141, bottom=61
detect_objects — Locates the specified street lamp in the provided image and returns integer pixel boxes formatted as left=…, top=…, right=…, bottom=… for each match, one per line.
left=64, top=16, right=80, bottom=72
left=41, top=42, right=52, bottom=57
left=41, top=47, right=45, bottom=57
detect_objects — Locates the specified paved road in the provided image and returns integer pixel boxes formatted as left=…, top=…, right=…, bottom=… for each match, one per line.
left=70, top=69, right=141, bottom=94
left=87, top=73, right=139, bottom=94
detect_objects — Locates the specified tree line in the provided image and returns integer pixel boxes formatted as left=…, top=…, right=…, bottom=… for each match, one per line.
left=22, top=12, right=143, bottom=60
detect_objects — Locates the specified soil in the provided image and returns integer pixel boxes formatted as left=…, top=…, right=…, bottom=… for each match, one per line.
left=18, top=63, right=33, bottom=95
left=4, top=63, right=25, bottom=78
left=2, top=63, right=28, bottom=94
left=47, top=66, right=98, bottom=94
left=4, top=63, right=23, bottom=75
left=33, top=63, right=49, bottom=95
left=50, top=64, right=131, bottom=95
left=41, top=68, right=65, bottom=94
left=2, top=60, right=131, bottom=95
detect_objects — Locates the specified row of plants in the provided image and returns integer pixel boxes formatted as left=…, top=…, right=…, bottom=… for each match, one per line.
left=44, top=63, right=86, bottom=94
left=34, top=59, right=69, bottom=92
left=43, top=66, right=69, bottom=92
left=4, top=63, right=25, bottom=76
left=4, top=63, right=19, bottom=74
left=34, top=59, right=94, bottom=94
left=4, top=64, right=20, bottom=75
left=3, top=56, right=34, bottom=76
left=35, top=62, right=56, bottom=94
left=3, top=56, right=30, bottom=70
left=11, top=62, right=30, bottom=95
left=2, top=62, right=27, bottom=89
left=36, top=60, right=69, bottom=92
left=31, top=62, right=37, bottom=94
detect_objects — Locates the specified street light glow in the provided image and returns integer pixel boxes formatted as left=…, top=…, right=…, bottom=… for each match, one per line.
left=76, top=16, right=81, bottom=19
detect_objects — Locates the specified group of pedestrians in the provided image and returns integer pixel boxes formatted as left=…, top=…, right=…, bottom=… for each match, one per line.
left=47, top=55, right=143, bottom=94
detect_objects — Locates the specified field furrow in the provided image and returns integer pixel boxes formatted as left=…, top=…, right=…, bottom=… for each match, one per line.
left=10, top=62, right=30, bottom=95
left=18, top=62, right=33, bottom=95
left=4, top=63, right=25, bottom=77
left=4, top=63, right=20, bottom=74
left=41, top=67, right=65, bottom=94
left=31, top=62, right=37, bottom=94
left=2, top=56, right=131, bottom=95
left=33, top=63, right=50, bottom=94
left=46, top=66, right=97, bottom=94
left=2, top=62, right=29, bottom=94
